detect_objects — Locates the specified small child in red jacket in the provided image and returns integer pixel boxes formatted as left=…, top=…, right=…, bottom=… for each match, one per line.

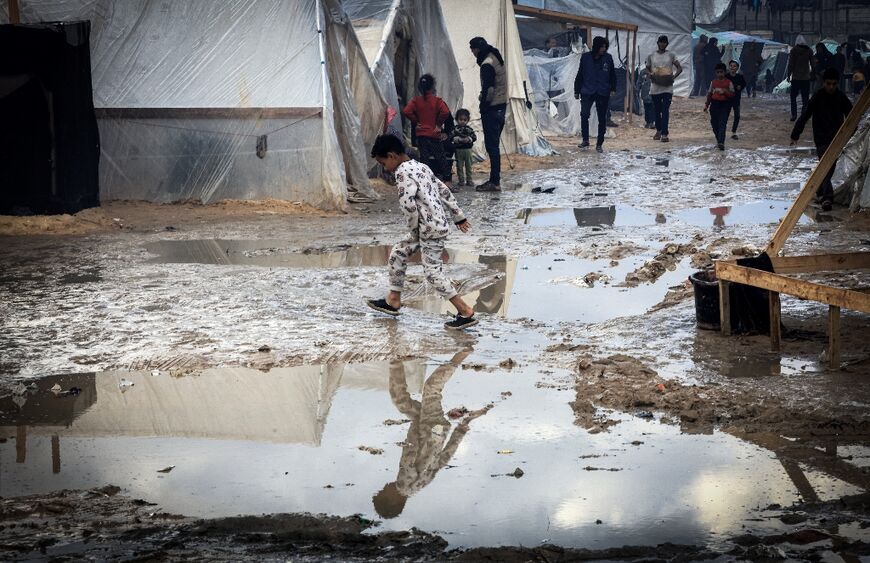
left=704, top=63, right=735, bottom=150
left=403, top=74, right=451, bottom=183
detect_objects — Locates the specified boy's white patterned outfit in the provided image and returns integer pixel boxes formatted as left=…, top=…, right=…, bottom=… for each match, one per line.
left=389, top=159, right=467, bottom=300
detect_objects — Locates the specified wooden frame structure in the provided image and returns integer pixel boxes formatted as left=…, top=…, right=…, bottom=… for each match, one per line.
left=512, top=4, right=639, bottom=122
left=7, top=0, right=20, bottom=23
left=714, top=87, right=870, bottom=369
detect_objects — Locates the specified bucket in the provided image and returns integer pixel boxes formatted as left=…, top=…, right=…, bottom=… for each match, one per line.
left=689, top=270, right=720, bottom=330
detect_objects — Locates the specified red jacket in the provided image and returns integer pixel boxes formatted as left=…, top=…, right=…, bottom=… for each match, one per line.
left=403, top=94, right=450, bottom=139
left=706, top=78, right=735, bottom=104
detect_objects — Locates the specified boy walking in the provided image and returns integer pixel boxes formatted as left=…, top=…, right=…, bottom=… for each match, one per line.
left=705, top=63, right=735, bottom=150
left=366, top=134, right=478, bottom=330
left=574, top=36, right=616, bottom=152
left=450, top=109, right=477, bottom=187
left=790, top=68, right=853, bottom=211
left=727, top=60, right=747, bottom=140
left=646, top=35, right=683, bottom=142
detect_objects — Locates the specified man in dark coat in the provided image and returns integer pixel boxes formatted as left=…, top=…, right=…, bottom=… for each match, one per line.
left=573, top=36, right=616, bottom=153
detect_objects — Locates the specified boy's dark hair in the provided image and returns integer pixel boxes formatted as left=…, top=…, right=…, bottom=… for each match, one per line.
left=715, top=62, right=727, bottom=72
left=729, top=59, right=740, bottom=68
left=455, top=108, right=471, bottom=120
left=591, top=36, right=609, bottom=52
left=823, top=68, right=840, bottom=81
left=418, top=74, right=436, bottom=94
left=371, top=134, right=404, bottom=158
left=657, top=35, right=668, bottom=44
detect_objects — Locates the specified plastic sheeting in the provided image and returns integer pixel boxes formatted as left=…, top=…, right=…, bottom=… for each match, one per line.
left=442, top=0, right=553, bottom=157
left=517, top=0, right=694, bottom=97
left=694, top=0, right=734, bottom=26
left=343, top=0, right=463, bottom=144
left=524, top=49, right=604, bottom=137
left=3, top=0, right=386, bottom=210
left=832, top=118, right=870, bottom=211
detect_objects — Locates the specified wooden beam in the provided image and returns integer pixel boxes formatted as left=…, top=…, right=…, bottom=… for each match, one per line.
left=8, top=0, right=20, bottom=24
left=766, top=87, right=870, bottom=256
left=770, top=251, right=870, bottom=274
left=829, top=305, right=841, bottom=369
left=715, top=261, right=870, bottom=313
left=769, top=291, right=781, bottom=351
left=512, top=4, right=638, bottom=32
left=719, top=280, right=732, bottom=335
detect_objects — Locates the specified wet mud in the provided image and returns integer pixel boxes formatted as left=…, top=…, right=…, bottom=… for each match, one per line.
left=1, top=97, right=869, bottom=559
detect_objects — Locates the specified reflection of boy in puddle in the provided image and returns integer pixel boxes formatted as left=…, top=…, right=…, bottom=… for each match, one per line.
left=373, top=350, right=488, bottom=518
left=709, top=206, right=730, bottom=227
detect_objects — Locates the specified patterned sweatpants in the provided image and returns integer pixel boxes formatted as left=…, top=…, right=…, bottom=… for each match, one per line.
left=388, top=235, right=457, bottom=300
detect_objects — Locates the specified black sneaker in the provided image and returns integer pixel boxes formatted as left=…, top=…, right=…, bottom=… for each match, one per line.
left=821, top=199, right=833, bottom=211
left=731, top=134, right=738, bottom=140
left=596, top=145, right=604, bottom=153
left=444, top=314, right=479, bottom=330
left=475, top=182, right=501, bottom=192
left=717, top=143, right=725, bottom=151
left=578, top=141, right=590, bottom=148
left=366, top=298, right=400, bottom=316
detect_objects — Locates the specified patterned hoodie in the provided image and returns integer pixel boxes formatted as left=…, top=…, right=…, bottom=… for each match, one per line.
left=395, top=159, right=466, bottom=240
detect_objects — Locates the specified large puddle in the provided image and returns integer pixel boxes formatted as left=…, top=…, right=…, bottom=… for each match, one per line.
left=145, top=241, right=691, bottom=323
left=2, top=357, right=864, bottom=550
left=518, top=200, right=815, bottom=228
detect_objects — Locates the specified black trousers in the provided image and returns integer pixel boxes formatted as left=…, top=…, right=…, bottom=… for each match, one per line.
left=709, top=100, right=731, bottom=144
left=790, top=80, right=810, bottom=119
left=581, top=93, right=609, bottom=146
left=816, top=143, right=837, bottom=202
left=731, top=97, right=741, bottom=133
left=417, top=136, right=448, bottom=181
left=691, top=63, right=706, bottom=96
left=481, top=105, right=506, bottom=185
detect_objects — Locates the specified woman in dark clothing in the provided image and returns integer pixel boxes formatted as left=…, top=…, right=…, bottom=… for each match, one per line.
left=702, top=37, right=725, bottom=92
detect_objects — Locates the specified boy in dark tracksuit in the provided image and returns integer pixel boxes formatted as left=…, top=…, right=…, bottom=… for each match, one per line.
left=705, top=63, right=735, bottom=150
left=726, top=60, right=747, bottom=140
left=790, top=68, right=854, bottom=211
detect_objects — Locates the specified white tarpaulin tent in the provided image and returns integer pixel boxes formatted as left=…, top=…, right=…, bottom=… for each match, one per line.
left=517, top=0, right=694, bottom=97
left=343, top=0, right=463, bottom=141
left=2, top=0, right=387, bottom=210
left=833, top=118, right=870, bottom=211
left=441, top=0, right=553, bottom=156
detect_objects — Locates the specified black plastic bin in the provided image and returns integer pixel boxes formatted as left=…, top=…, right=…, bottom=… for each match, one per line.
left=689, top=270, right=721, bottom=330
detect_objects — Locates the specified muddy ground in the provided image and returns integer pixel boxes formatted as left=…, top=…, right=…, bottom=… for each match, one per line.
left=1, top=96, right=869, bottom=561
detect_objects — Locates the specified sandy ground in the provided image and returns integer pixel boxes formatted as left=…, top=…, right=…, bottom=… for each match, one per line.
left=1, top=96, right=869, bottom=560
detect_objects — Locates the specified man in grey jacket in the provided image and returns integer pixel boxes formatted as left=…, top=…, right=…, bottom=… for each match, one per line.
left=469, top=36, right=507, bottom=192
left=788, top=42, right=816, bottom=121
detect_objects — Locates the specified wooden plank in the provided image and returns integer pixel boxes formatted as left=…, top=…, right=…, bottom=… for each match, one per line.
left=766, top=87, right=870, bottom=255
left=8, top=0, right=20, bottom=24
left=715, top=261, right=870, bottom=313
left=719, top=280, right=731, bottom=335
left=769, top=291, right=781, bottom=351
left=94, top=107, right=322, bottom=119
left=770, top=251, right=870, bottom=273
left=829, top=305, right=841, bottom=369
left=513, top=4, right=638, bottom=31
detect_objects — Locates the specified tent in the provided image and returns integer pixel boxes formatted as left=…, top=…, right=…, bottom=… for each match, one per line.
left=517, top=0, right=694, bottom=97
left=441, top=0, right=553, bottom=156
left=342, top=0, right=463, bottom=142
left=693, top=26, right=789, bottom=63
left=2, top=0, right=387, bottom=210
left=832, top=118, right=870, bottom=211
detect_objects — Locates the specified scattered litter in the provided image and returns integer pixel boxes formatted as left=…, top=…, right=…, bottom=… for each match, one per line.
left=447, top=407, right=469, bottom=419
left=157, top=466, right=175, bottom=473
left=151, top=370, right=160, bottom=377
left=630, top=441, right=644, bottom=446
left=500, top=391, right=512, bottom=399
left=119, top=379, right=135, bottom=391
left=499, top=358, right=517, bottom=369
left=358, top=446, right=384, bottom=455
left=462, top=363, right=487, bottom=371
left=492, top=467, right=525, bottom=478
left=383, top=419, right=410, bottom=426
left=497, top=449, right=514, bottom=455
left=635, top=411, right=654, bottom=419
left=656, top=383, right=667, bottom=392
left=323, top=484, right=334, bottom=489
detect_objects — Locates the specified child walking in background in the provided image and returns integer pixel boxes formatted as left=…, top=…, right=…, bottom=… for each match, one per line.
left=403, top=74, right=451, bottom=184
left=638, top=68, right=655, bottom=128
left=450, top=109, right=477, bottom=187
left=727, top=60, right=746, bottom=140
left=705, top=63, right=735, bottom=150
left=366, top=134, right=478, bottom=331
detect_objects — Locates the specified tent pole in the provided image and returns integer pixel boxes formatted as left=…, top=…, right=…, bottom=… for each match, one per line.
left=629, top=30, right=637, bottom=123
left=8, top=0, right=20, bottom=23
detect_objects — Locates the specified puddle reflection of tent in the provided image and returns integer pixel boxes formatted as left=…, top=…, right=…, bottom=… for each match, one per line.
left=1, top=361, right=425, bottom=446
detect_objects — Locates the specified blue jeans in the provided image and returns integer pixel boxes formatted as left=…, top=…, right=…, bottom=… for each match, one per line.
left=580, top=93, right=609, bottom=146
left=651, top=93, right=672, bottom=136
left=481, top=105, right=506, bottom=185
